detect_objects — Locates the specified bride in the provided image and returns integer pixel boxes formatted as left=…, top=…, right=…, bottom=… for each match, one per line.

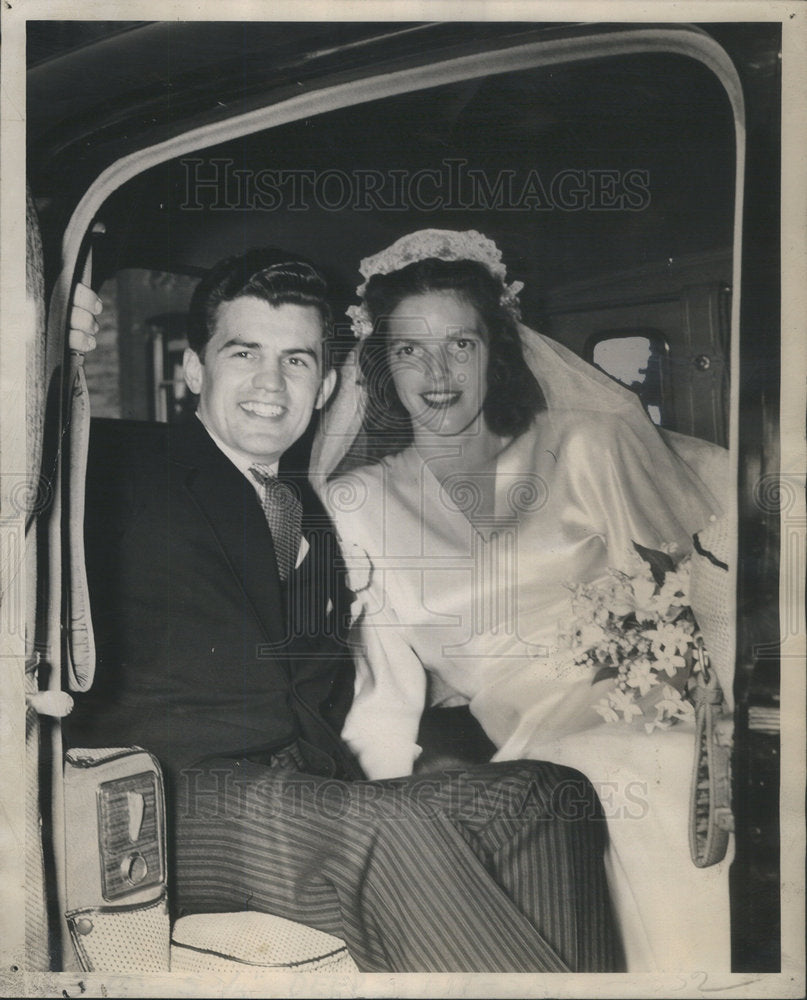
left=315, top=228, right=733, bottom=973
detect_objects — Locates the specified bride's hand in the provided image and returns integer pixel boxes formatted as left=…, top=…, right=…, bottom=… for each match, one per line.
left=413, top=752, right=473, bottom=774
left=69, top=283, right=102, bottom=353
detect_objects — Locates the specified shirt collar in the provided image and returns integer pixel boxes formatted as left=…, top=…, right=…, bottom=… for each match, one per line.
left=195, top=411, right=278, bottom=483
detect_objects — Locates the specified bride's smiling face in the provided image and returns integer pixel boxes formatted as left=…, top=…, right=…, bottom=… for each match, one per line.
left=386, top=291, right=490, bottom=438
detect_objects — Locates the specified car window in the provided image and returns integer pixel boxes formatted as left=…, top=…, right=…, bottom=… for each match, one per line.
left=589, top=331, right=670, bottom=426
left=86, top=268, right=198, bottom=420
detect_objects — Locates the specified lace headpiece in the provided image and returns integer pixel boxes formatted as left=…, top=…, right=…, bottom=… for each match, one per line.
left=346, top=229, right=524, bottom=339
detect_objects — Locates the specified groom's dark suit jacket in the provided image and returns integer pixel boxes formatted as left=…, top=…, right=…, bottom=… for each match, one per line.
left=66, top=415, right=360, bottom=793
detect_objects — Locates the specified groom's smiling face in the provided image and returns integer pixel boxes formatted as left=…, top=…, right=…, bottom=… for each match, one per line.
left=184, top=296, right=336, bottom=466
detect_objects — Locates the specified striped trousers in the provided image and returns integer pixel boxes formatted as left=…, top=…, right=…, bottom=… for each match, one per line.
left=174, top=759, right=623, bottom=973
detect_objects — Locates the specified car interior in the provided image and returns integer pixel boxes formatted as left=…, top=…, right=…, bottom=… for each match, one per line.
left=19, top=19, right=785, bottom=981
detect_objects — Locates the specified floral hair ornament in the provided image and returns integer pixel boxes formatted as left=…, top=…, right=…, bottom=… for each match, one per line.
left=346, top=229, right=524, bottom=340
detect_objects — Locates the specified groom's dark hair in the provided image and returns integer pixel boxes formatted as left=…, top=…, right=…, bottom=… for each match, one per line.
left=359, top=258, right=545, bottom=449
left=187, top=247, right=334, bottom=366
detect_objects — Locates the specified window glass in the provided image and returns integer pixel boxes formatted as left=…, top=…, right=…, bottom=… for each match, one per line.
left=591, top=332, right=670, bottom=426
left=86, top=268, right=198, bottom=421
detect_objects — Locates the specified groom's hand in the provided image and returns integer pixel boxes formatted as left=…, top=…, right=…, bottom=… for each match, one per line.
left=69, top=282, right=102, bottom=353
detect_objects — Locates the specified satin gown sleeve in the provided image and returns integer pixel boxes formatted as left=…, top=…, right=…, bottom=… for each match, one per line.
left=341, top=592, right=426, bottom=779
left=327, top=463, right=427, bottom=779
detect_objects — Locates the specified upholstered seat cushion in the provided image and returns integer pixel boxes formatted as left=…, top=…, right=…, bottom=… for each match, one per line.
left=170, top=912, right=359, bottom=973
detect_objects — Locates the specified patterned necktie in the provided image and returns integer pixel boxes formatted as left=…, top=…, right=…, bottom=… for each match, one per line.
left=249, top=464, right=303, bottom=581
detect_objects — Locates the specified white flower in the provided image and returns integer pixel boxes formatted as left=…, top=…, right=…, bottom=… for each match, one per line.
left=655, top=652, right=687, bottom=678
left=594, top=701, right=620, bottom=724
left=603, top=577, right=635, bottom=617
left=349, top=595, right=368, bottom=627
left=563, top=549, right=701, bottom=732
left=599, top=686, right=644, bottom=724
left=574, top=620, right=607, bottom=650
left=625, top=658, right=656, bottom=697
left=653, top=621, right=693, bottom=658
left=656, top=566, right=691, bottom=616
left=341, top=540, right=372, bottom=594
left=649, top=684, right=695, bottom=730
left=631, top=574, right=660, bottom=619
left=346, top=303, right=373, bottom=341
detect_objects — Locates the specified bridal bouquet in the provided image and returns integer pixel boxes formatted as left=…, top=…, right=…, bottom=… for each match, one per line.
left=562, top=544, right=703, bottom=732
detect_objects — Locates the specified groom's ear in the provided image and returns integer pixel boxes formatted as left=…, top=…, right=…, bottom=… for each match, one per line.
left=183, top=347, right=204, bottom=395
left=315, top=367, right=337, bottom=410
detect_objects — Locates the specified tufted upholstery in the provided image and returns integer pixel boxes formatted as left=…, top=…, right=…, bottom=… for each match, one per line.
left=660, top=428, right=735, bottom=709
left=170, top=912, right=358, bottom=973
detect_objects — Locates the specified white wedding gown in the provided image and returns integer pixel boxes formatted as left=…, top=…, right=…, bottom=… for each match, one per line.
left=327, top=407, right=732, bottom=972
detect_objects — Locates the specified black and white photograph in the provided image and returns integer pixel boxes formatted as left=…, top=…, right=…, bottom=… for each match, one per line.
left=1, top=3, right=804, bottom=997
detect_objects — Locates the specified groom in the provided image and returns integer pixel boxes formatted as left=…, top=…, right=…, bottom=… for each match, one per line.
left=66, top=248, right=622, bottom=973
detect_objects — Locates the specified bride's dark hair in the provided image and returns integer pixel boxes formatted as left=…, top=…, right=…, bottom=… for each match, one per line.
left=358, top=258, right=545, bottom=451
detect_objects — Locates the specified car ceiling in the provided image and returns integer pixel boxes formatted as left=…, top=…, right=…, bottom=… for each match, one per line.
left=94, top=53, right=736, bottom=312
left=27, top=22, right=755, bottom=307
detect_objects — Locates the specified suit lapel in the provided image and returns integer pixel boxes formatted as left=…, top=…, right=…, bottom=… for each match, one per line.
left=290, top=503, right=328, bottom=638
left=171, top=419, right=288, bottom=650
left=290, top=476, right=357, bottom=660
